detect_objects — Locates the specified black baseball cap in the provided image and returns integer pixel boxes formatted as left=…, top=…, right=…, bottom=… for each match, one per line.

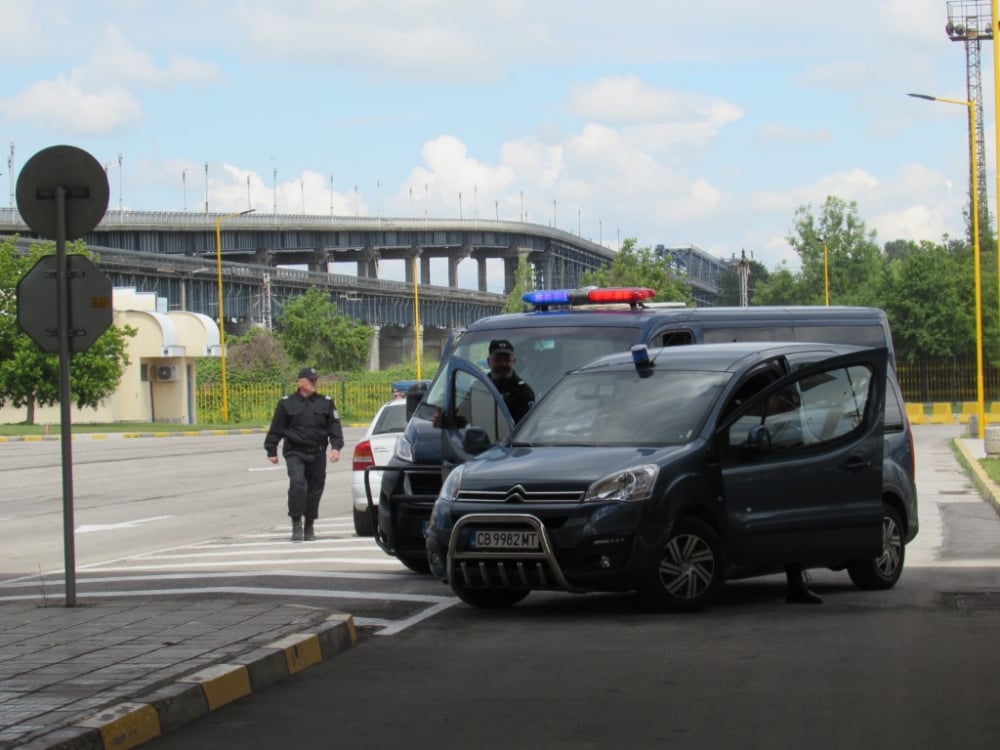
left=489, top=339, right=515, bottom=355
left=297, top=367, right=319, bottom=380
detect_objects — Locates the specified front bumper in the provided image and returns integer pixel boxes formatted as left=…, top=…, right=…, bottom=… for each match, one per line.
left=427, top=503, right=648, bottom=593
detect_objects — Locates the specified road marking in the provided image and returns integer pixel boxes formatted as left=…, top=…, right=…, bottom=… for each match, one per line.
left=76, top=515, right=173, bottom=533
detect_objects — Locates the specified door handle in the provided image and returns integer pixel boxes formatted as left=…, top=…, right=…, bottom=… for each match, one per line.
left=839, top=456, right=872, bottom=473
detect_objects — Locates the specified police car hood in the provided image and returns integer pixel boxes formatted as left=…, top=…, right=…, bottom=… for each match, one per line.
left=457, top=443, right=696, bottom=492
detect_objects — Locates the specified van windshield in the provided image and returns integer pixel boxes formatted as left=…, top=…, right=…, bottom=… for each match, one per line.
left=422, top=325, right=640, bottom=410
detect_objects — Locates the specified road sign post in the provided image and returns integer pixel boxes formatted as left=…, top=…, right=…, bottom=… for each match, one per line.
left=15, top=146, right=110, bottom=607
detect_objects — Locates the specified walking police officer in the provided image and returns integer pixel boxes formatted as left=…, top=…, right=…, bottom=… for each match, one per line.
left=265, top=367, right=344, bottom=541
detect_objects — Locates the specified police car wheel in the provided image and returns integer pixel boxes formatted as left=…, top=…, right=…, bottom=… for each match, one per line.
left=453, top=586, right=530, bottom=609
left=399, top=554, right=432, bottom=574
left=353, top=508, right=374, bottom=537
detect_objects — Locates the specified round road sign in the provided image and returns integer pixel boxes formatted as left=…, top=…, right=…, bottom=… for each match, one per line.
left=16, top=145, right=109, bottom=240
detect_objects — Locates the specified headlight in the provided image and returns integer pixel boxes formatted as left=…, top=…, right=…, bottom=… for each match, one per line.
left=395, top=435, right=413, bottom=462
left=438, top=465, right=465, bottom=503
left=583, top=464, right=659, bottom=503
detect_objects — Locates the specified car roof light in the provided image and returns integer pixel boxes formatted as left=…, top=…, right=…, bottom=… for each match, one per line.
left=631, top=344, right=651, bottom=367
left=586, top=287, right=656, bottom=303
left=522, top=289, right=572, bottom=306
left=522, top=286, right=656, bottom=310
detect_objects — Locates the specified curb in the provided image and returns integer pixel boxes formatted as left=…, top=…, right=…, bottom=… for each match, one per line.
left=19, top=614, right=357, bottom=750
left=951, top=438, right=1000, bottom=518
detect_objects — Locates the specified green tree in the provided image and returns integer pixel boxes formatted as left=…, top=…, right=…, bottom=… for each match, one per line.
left=276, top=287, right=372, bottom=373
left=199, top=326, right=290, bottom=385
left=503, top=256, right=535, bottom=313
left=580, top=238, right=693, bottom=304
left=0, top=237, right=136, bottom=424
left=787, top=196, right=886, bottom=306
left=880, top=241, right=973, bottom=362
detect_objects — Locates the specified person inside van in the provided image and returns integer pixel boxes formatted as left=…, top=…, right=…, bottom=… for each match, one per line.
left=434, top=339, right=536, bottom=428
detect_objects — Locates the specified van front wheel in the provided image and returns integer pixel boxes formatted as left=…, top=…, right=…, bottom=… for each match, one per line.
left=638, top=518, right=725, bottom=613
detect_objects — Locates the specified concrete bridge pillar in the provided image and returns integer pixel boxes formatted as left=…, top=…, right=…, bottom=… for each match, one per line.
left=421, top=256, right=432, bottom=286
left=368, top=326, right=381, bottom=370
left=309, top=247, right=329, bottom=274
left=478, top=257, right=488, bottom=292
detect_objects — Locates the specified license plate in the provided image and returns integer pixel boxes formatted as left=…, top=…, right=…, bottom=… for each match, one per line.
left=472, top=530, right=539, bottom=550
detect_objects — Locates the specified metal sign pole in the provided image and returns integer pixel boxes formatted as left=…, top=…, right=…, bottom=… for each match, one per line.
left=55, top=184, right=77, bottom=606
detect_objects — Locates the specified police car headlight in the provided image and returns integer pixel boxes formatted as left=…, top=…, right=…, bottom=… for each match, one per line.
left=438, top=465, right=465, bottom=504
left=583, top=464, right=659, bottom=503
left=395, top=435, right=413, bottom=462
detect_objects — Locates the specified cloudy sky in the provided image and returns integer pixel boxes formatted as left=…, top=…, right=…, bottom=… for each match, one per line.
left=0, top=0, right=994, bottom=289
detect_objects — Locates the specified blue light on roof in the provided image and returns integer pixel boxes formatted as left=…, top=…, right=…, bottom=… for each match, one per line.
left=523, top=289, right=572, bottom=305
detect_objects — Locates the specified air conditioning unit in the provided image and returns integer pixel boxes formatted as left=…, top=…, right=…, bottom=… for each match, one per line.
left=156, top=365, right=178, bottom=382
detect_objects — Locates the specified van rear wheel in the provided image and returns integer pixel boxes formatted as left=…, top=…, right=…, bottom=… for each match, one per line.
left=848, top=505, right=904, bottom=590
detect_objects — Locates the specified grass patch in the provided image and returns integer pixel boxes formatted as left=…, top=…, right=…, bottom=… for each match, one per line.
left=0, top=421, right=268, bottom=436
left=982, top=458, right=1000, bottom=485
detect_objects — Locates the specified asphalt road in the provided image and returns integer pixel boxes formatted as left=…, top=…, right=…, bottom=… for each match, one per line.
left=0, top=428, right=365, bottom=579
left=2, top=424, right=1000, bottom=748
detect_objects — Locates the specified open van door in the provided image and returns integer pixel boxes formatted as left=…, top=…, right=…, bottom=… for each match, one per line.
left=439, top=356, right=516, bottom=478
left=718, top=347, right=888, bottom=566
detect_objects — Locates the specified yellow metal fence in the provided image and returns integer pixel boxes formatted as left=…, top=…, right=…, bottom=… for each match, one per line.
left=196, top=359, right=999, bottom=427
left=895, top=358, right=1000, bottom=404
left=197, top=377, right=407, bottom=426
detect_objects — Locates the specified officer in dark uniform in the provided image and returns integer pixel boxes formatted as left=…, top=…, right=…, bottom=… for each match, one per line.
left=486, top=339, right=535, bottom=423
left=264, top=367, right=344, bottom=542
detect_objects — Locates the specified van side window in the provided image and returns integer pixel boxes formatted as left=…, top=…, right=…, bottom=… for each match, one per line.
left=660, top=330, right=695, bottom=347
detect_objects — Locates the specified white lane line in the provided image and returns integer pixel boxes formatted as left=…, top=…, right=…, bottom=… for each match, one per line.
left=77, top=558, right=407, bottom=571
left=76, top=515, right=173, bottom=533
left=0, top=570, right=420, bottom=587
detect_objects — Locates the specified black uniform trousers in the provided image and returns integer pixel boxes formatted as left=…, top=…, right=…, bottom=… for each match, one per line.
left=285, top=450, right=326, bottom=521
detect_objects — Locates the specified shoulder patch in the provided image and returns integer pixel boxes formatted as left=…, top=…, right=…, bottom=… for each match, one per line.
left=333, top=409, right=340, bottom=420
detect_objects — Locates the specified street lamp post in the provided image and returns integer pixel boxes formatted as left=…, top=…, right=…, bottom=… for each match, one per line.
left=215, top=209, right=256, bottom=422
left=909, top=92, right=985, bottom=437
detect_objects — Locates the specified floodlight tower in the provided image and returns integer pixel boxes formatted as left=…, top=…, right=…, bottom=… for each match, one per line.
left=945, top=1, right=992, bottom=241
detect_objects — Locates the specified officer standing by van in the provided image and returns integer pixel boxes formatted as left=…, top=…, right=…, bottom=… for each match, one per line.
left=264, top=367, right=344, bottom=542
left=485, top=339, right=535, bottom=422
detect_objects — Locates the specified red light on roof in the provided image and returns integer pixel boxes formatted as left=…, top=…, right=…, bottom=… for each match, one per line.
left=586, top=287, right=656, bottom=303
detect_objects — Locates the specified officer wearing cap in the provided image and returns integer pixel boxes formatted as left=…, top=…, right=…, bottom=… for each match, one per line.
left=486, top=339, right=535, bottom=423
left=264, top=367, right=344, bottom=542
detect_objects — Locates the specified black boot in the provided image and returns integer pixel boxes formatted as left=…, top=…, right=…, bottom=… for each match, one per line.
left=304, top=521, right=316, bottom=541
left=291, top=518, right=304, bottom=542
left=785, top=565, right=822, bottom=604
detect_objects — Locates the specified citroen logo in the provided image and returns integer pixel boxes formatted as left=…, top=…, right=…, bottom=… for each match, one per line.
left=504, top=485, right=528, bottom=503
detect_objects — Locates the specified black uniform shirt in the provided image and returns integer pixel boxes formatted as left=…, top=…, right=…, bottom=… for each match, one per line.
left=264, top=391, right=345, bottom=457
left=490, top=370, right=536, bottom=423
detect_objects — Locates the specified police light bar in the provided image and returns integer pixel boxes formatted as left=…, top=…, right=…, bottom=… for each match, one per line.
left=522, top=287, right=656, bottom=308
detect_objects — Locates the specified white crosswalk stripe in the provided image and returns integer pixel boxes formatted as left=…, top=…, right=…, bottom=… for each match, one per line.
left=77, top=517, right=408, bottom=573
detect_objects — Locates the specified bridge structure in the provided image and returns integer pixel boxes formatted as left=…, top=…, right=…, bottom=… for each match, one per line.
left=0, top=208, right=730, bottom=366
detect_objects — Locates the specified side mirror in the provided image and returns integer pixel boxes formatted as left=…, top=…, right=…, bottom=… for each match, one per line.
left=462, top=427, right=492, bottom=455
left=741, top=424, right=772, bottom=457
left=406, top=382, right=428, bottom=421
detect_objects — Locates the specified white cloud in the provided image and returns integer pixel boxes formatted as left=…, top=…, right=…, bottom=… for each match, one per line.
left=0, top=25, right=220, bottom=133
left=0, top=78, right=143, bottom=133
